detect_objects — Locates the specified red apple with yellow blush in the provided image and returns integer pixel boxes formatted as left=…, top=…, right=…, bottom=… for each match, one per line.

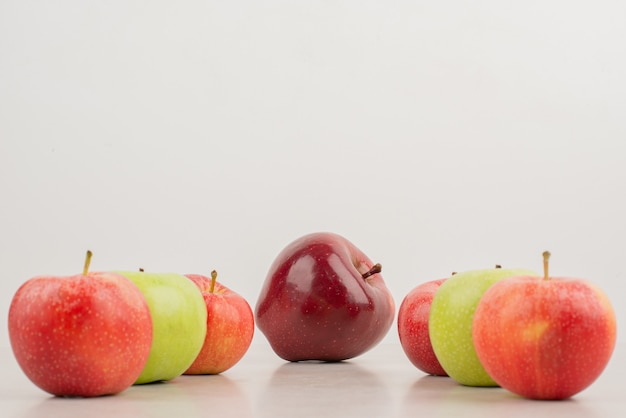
left=8, top=251, right=153, bottom=397
left=184, top=270, right=254, bottom=375
left=473, top=251, right=617, bottom=400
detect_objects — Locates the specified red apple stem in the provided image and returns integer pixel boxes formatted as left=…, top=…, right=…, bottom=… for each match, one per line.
left=210, top=270, right=218, bottom=293
left=542, top=251, right=551, bottom=281
left=362, top=263, right=382, bottom=280
left=83, top=250, right=93, bottom=275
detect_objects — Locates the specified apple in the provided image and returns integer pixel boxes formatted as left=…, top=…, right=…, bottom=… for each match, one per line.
left=117, top=269, right=207, bottom=384
left=473, top=251, right=617, bottom=400
left=8, top=251, right=153, bottom=397
left=397, top=277, right=448, bottom=376
left=255, top=232, right=395, bottom=362
left=429, top=265, right=536, bottom=386
left=183, top=270, right=255, bottom=375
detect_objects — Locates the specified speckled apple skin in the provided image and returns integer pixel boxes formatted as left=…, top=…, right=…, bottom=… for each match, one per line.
left=8, top=272, right=153, bottom=397
left=473, top=276, right=617, bottom=400
left=429, top=267, right=536, bottom=386
left=183, top=275, right=255, bottom=375
left=255, top=232, right=395, bottom=362
left=398, top=278, right=448, bottom=376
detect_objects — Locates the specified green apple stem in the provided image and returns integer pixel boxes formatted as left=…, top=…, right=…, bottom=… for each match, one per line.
left=210, top=270, right=218, bottom=293
left=543, top=251, right=551, bottom=280
left=83, top=250, right=93, bottom=275
left=362, top=263, right=382, bottom=280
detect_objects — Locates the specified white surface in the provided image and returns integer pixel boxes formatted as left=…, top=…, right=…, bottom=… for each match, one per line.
left=1, top=1, right=625, bottom=349
left=2, top=343, right=625, bottom=418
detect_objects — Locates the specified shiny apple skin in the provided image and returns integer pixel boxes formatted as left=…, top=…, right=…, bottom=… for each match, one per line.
left=183, top=274, right=255, bottom=375
left=397, top=278, right=448, bottom=376
left=8, top=272, right=153, bottom=397
left=255, top=232, right=395, bottom=362
left=473, top=276, right=617, bottom=400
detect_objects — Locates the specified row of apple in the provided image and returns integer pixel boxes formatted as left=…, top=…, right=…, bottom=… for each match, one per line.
left=8, top=251, right=254, bottom=397
left=8, top=232, right=617, bottom=401
left=397, top=253, right=617, bottom=400
left=255, top=232, right=616, bottom=400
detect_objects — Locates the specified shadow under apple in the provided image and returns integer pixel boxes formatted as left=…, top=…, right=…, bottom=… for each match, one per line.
left=19, top=374, right=252, bottom=418
left=401, top=375, right=601, bottom=418
left=256, top=360, right=392, bottom=418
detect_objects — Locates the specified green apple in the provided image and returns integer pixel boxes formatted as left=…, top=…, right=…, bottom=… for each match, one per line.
left=116, top=270, right=207, bottom=384
left=429, top=266, right=536, bottom=387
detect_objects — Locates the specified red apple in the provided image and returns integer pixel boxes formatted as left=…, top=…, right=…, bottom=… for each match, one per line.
left=473, top=251, right=617, bottom=400
left=255, top=232, right=395, bottom=362
left=183, top=270, right=255, bottom=374
left=8, top=251, right=153, bottom=397
left=397, top=278, right=448, bottom=376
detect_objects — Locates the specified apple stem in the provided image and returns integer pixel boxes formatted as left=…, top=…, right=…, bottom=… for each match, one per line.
left=210, top=270, right=218, bottom=293
left=542, top=251, right=551, bottom=281
left=362, top=263, right=382, bottom=280
left=83, top=250, right=93, bottom=275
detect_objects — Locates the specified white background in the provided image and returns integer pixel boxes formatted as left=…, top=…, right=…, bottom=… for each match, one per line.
left=1, top=1, right=625, bottom=348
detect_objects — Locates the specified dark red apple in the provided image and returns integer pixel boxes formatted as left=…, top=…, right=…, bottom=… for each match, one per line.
left=255, top=232, right=395, bottom=362
left=397, top=278, right=448, bottom=376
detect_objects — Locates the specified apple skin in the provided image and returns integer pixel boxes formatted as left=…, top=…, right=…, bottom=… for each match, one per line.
left=255, top=232, right=395, bottom=362
left=429, top=266, right=536, bottom=387
left=8, top=272, right=153, bottom=397
left=116, top=271, right=207, bottom=384
left=183, top=273, right=255, bottom=375
left=397, top=278, right=448, bottom=376
left=473, top=275, right=617, bottom=400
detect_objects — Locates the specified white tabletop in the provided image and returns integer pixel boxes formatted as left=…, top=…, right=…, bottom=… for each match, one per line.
left=2, top=342, right=624, bottom=418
